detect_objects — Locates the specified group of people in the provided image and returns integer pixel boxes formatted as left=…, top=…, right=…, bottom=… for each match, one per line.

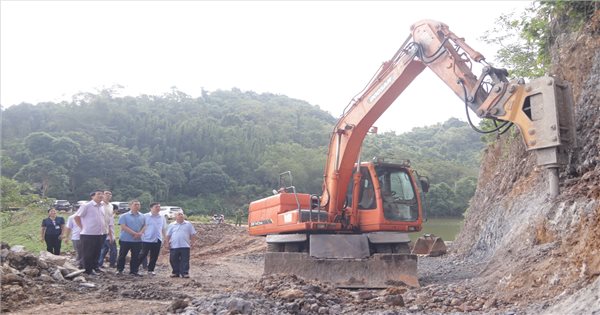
left=41, top=190, right=197, bottom=278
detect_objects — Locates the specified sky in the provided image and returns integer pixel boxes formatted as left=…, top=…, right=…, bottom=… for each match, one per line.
left=0, top=1, right=530, bottom=133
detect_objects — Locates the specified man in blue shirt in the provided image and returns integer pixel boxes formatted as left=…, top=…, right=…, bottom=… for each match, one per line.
left=165, top=212, right=197, bottom=278
left=137, top=202, right=167, bottom=275
left=116, top=200, right=145, bottom=276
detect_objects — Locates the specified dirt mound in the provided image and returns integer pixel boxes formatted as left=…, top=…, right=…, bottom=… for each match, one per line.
left=189, top=223, right=265, bottom=259
left=1, top=246, right=86, bottom=313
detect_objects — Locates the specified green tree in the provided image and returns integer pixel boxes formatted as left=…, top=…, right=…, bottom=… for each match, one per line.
left=427, top=182, right=456, bottom=218
left=24, top=132, right=55, bottom=156
left=152, top=162, right=187, bottom=201
left=0, top=177, right=39, bottom=210
left=14, top=158, right=69, bottom=197
left=454, top=177, right=477, bottom=214
left=481, top=1, right=598, bottom=79
left=187, top=162, right=232, bottom=195
left=0, top=155, right=20, bottom=178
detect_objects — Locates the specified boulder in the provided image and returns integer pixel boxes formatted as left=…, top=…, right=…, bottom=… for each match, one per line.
left=39, top=251, right=67, bottom=266
left=1, top=273, right=24, bottom=284
left=64, top=269, right=86, bottom=279
left=278, top=288, right=304, bottom=300
left=7, top=251, right=39, bottom=270
left=80, top=282, right=96, bottom=288
left=21, top=266, right=40, bottom=277
left=10, top=245, right=25, bottom=253
left=51, top=269, right=64, bottom=281
left=226, top=297, right=253, bottom=314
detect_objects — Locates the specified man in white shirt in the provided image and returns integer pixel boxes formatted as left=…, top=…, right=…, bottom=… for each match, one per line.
left=75, top=190, right=105, bottom=275
left=65, top=212, right=83, bottom=269
left=165, top=212, right=196, bottom=278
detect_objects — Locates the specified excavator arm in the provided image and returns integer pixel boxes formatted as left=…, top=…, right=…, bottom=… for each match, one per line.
left=321, top=20, right=575, bottom=221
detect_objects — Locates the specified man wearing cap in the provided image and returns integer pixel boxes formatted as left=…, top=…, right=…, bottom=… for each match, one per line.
left=74, top=190, right=105, bottom=275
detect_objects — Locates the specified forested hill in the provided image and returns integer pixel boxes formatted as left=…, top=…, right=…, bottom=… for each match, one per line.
left=1, top=88, right=484, bottom=217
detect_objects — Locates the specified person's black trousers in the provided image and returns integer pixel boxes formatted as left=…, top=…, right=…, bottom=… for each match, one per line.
left=80, top=234, right=103, bottom=274
left=44, top=234, right=62, bottom=255
left=169, top=247, right=190, bottom=276
left=117, top=240, right=142, bottom=274
left=138, top=240, right=161, bottom=272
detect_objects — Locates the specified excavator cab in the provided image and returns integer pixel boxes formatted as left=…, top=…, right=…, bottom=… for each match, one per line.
left=348, top=161, right=424, bottom=234
left=377, top=166, right=420, bottom=222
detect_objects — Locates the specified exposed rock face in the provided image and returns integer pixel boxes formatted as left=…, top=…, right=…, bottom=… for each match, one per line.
left=453, top=8, right=600, bottom=312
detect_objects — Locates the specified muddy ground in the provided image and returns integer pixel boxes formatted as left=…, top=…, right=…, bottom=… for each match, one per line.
left=3, top=222, right=564, bottom=315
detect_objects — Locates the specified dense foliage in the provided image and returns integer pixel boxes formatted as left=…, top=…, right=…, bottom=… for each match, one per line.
left=482, top=0, right=598, bottom=78
left=1, top=88, right=485, bottom=217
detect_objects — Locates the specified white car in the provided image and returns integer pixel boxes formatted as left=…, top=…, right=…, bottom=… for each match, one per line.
left=159, top=206, right=184, bottom=219
left=110, top=201, right=130, bottom=214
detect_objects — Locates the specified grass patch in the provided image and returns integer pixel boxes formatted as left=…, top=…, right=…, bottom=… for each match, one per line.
left=0, top=207, right=74, bottom=253
left=0, top=207, right=125, bottom=254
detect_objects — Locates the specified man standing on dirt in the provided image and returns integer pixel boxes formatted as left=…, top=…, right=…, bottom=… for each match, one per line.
left=165, top=212, right=196, bottom=278
left=137, top=202, right=166, bottom=275
left=235, top=209, right=244, bottom=226
left=116, top=200, right=145, bottom=276
left=75, top=190, right=105, bottom=275
left=97, top=190, right=116, bottom=271
left=65, top=212, right=83, bottom=269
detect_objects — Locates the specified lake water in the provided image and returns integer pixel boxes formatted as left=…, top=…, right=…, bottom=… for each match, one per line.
left=409, top=218, right=464, bottom=242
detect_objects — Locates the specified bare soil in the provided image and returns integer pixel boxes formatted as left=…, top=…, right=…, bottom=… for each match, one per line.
left=1, top=223, right=554, bottom=315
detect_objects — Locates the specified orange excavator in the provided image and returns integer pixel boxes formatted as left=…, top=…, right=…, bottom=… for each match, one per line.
left=248, top=20, right=575, bottom=288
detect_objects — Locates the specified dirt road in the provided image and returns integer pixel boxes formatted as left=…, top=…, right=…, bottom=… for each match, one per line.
left=4, top=223, right=558, bottom=314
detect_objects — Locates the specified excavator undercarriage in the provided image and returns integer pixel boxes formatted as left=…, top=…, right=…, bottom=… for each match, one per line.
left=264, top=233, right=418, bottom=288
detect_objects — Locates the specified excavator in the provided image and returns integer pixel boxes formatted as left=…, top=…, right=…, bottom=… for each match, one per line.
left=248, top=20, right=575, bottom=288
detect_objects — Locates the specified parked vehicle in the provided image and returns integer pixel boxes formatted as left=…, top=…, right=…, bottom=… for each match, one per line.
left=159, top=206, right=183, bottom=219
left=73, top=200, right=88, bottom=212
left=111, top=202, right=130, bottom=214
left=53, top=200, right=71, bottom=212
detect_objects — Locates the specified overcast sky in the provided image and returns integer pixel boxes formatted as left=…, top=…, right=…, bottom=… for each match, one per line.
left=1, top=1, right=529, bottom=133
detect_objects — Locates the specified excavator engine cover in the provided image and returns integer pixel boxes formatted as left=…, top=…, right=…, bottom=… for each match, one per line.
left=412, top=234, right=447, bottom=257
